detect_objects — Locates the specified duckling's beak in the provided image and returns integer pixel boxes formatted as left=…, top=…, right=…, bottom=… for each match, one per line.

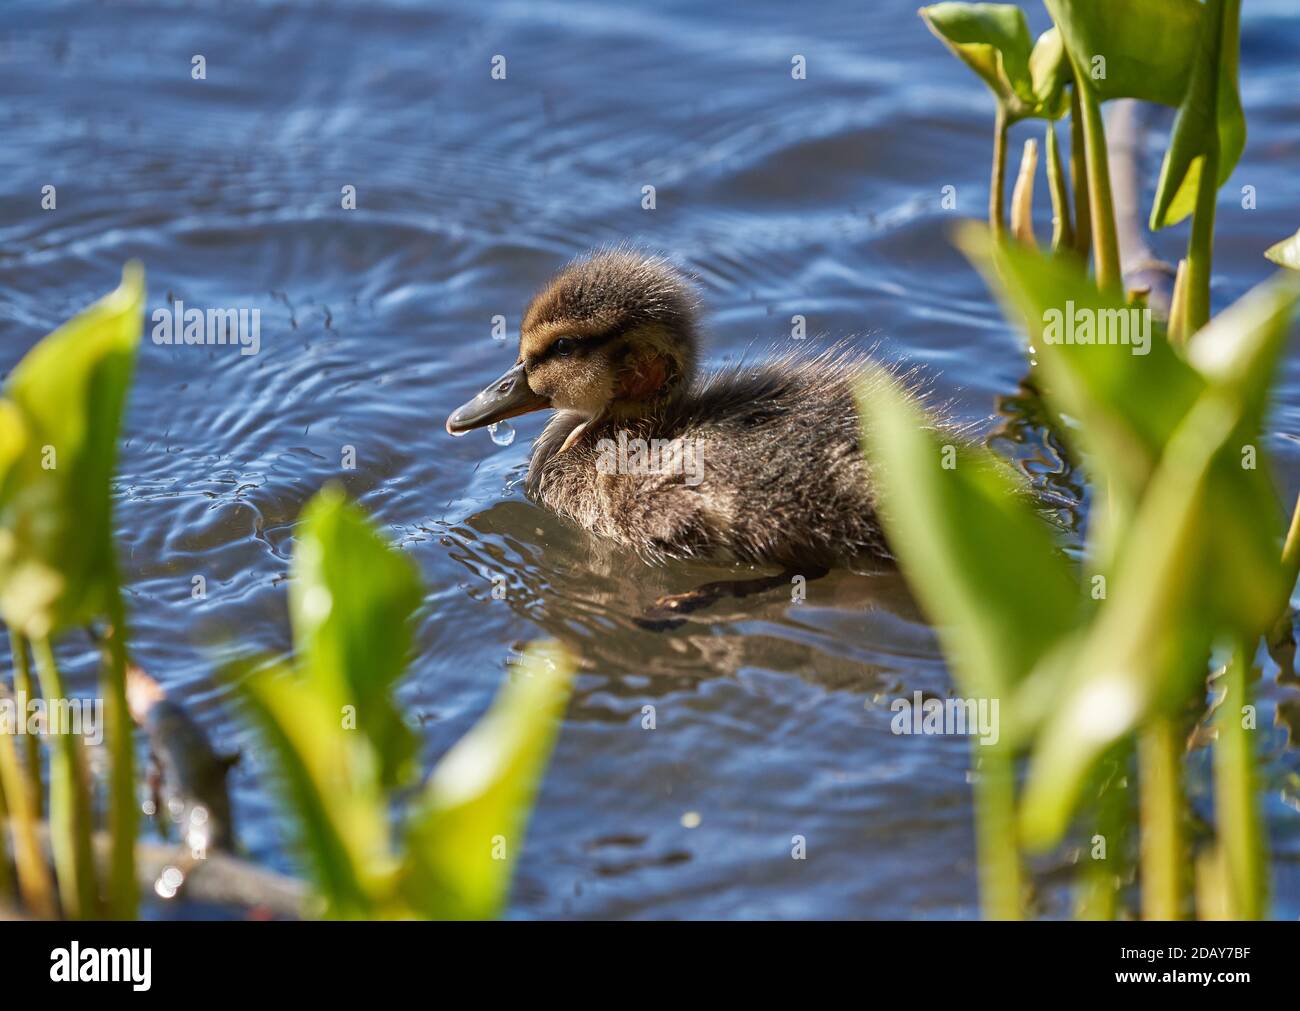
left=445, top=362, right=549, bottom=435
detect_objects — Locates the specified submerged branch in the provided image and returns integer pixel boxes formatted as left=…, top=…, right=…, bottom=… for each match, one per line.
left=1, top=820, right=309, bottom=920
left=1107, top=100, right=1177, bottom=314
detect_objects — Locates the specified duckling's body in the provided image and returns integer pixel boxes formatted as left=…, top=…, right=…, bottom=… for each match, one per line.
left=447, top=250, right=896, bottom=568
left=526, top=349, right=888, bottom=565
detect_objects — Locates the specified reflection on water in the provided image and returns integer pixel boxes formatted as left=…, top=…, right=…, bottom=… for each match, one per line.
left=0, top=0, right=1298, bottom=917
left=447, top=498, right=933, bottom=686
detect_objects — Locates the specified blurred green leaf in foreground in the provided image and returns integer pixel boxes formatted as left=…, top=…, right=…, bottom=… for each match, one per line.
left=236, top=485, right=574, bottom=919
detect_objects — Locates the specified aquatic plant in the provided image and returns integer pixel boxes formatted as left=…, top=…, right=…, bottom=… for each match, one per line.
left=1266, top=229, right=1300, bottom=272
left=876, top=0, right=1300, bottom=919
left=1145, top=0, right=1243, bottom=332
left=0, top=274, right=572, bottom=923
left=923, top=0, right=1238, bottom=300
left=233, top=486, right=574, bottom=919
left=862, top=247, right=1298, bottom=920
left=0, top=266, right=143, bottom=919
left=919, top=3, right=1069, bottom=242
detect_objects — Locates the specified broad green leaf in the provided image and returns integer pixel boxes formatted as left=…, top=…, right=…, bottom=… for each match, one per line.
left=962, top=224, right=1291, bottom=646
left=855, top=371, right=1080, bottom=704
left=921, top=4, right=1034, bottom=105
left=291, top=485, right=422, bottom=787
left=956, top=223, right=1204, bottom=505
left=238, top=485, right=576, bottom=919
left=0, top=264, right=143, bottom=638
left=1149, top=0, right=1245, bottom=229
left=1264, top=229, right=1300, bottom=271
left=1044, top=0, right=1203, bottom=108
left=236, top=660, right=390, bottom=919
left=920, top=4, right=1067, bottom=120
left=1206, top=456, right=1284, bottom=632
left=402, top=642, right=574, bottom=920
left=1020, top=275, right=1300, bottom=846
left=1027, top=27, right=1070, bottom=119
left=1020, top=397, right=1226, bottom=846
left=1186, top=271, right=1300, bottom=422
left=1185, top=274, right=1300, bottom=631
left=0, top=402, right=28, bottom=494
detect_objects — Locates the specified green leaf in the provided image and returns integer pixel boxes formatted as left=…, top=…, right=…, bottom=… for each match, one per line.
left=961, top=223, right=1292, bottom=693
left=956, top=223, right=1204, bottom=506
left=855, top=370, right=1080, bottom=705
left=236, top=659, right=390, bottom=919
left=1043, top=0, right=1203, bottom=108
left=401, top=642, right=574, bottom=920
left=1264, top=230, right=1300, bottom=271
left=1020, top=398, right=1224, bottom=847
left=920, top=4, right=1067, bottom=120
left=233, top=486, right=424, bottom=916
left=291, top=485, right=422, bottom=787
left=1185, top=271, right=1300, bottom=420
left=921, top=4, right=1034, bottom=105
left=0, top=402, right=29, bottom=493
left=925, top=4, right=1076, bottom=120
left=1185, top=275, right=1300, bottom=632
left=1019, top=274, right=1300, bottom=846
left=1028, top=27, right=1070, bottom=120
left=1149, top=0, right=1245, bottom=229
left=0, top=264, right=143, bottom=638
left=1206, top=457, right=1284, bottom=632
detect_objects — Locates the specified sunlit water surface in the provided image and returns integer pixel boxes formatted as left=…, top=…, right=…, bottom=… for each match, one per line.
left=1, top=0, right=1298, bottom=918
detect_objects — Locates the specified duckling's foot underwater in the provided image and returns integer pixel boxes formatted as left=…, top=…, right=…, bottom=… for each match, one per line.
left=635, top=566, right=829, bottom=631
left=446, top=249, right=905, bottom=568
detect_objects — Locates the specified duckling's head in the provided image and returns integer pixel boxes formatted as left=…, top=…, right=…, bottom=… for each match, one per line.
left=446, top=250, right=699, bottom=438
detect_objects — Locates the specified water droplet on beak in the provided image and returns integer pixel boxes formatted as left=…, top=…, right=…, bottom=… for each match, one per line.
left=489, top=420, right=515, bottom=446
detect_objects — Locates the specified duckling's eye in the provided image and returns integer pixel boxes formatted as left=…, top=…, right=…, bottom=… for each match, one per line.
left=553, top=337, right=577, bottom=357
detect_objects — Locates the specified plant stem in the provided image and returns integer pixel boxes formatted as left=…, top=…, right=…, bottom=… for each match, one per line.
left=1075, top=743, right=1130, bottom=920
left=1183, top=0, right=1231, bottom=335
left=973, top=744, right=1023, bottom=919
left=1071, top=78, right=1122, bottom=292
left=1185, top=149, right=1219, bottom=335
left=1010, top=138, right=1039, bottom=247
left=0, top=716, right=57, bottom=917
left=1046, top=121, right=1074, bottom=253
left=32, top=635, right=98, bottom=919
left=1138, top=716, right=1185, bottom=919
left=1269, top=494, right=1300, bottom=648
left=990, top=107, right=1009, bottom=240
left=103, top=587, right=138, bottom=919
left=10, top=631, right=43, bottom=814
left=1282, top=494, right=1300, bottom=592
left=1070, top=86, right=1092, bottom=262
left=1168, top=258, right=1190, bottom=345
left=1214, top=645, right=1267, bottom=918
left=0, top=755, right=12, bottom=901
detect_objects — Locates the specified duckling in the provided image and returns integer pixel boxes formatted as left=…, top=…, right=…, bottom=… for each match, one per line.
left=446, top=249, right=895, bottom=568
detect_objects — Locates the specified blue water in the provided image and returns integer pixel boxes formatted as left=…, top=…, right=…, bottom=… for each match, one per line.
left=0, top=0, right=1297, bottom=918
